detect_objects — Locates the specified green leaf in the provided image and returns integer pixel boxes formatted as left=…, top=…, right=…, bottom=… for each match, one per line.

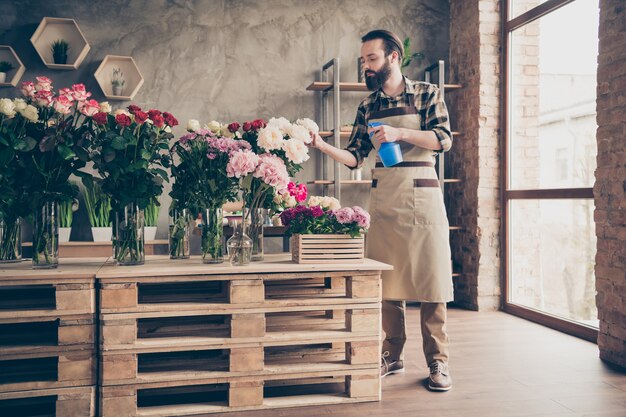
left=140, top=149, right=152, bottom=160
left=111, top=136, right=127, bottom=150
left=57, top=145, right=76, bottom=160
left=14, top=137, right=37, bottom=152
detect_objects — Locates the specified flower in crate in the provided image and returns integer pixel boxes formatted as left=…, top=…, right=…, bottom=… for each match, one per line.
left=280, top=199, right=370, bottom=238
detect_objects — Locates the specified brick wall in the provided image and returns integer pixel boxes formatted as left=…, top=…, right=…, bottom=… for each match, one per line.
left=447, top=0, right=501, bottom=310
left=595, top=0, right=626, bottom=369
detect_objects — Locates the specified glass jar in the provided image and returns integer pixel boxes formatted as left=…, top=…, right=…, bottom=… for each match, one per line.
left=201, top=207, right=224, bottom=264
left=113, top=203, right=145, bottom=266
left=226, top=220, right=253, bottom=266
left=32, top=202, right=59, bottom=269
left=169, top=208, right=191, bottom=259
left=0, top=217, right=22, bottom=263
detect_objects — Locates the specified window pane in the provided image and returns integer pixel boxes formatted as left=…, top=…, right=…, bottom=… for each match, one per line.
left=509, top=199, right=597, bottom=327
left=508, top=0, right=551, bottom=20
left=508, top=0, right=598, bottom=189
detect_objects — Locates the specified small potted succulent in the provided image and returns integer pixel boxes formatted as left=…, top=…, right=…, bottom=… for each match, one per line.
left=111, top=67, right=125, bottom=96
left=58, top=199, right=78, bottom=243
left=50, top=39, right=70, bottom=65
left=0, top=61, right=13, bottom=83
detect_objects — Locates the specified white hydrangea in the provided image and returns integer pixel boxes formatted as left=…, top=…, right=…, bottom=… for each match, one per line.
left=13, top=98, right=27, bottom=111
left=282, top=138, right=310, bottom=164
left=0, top=98, right=16, bottom=118
left=20, top=105, right=39, bottom=122
left=99, top=101, right=112, bottom=113
left=257, top=126, right=284, bottom=151
left=187, top=119, right=200, bottom=132
left=295, top=118, right=319, bottom=135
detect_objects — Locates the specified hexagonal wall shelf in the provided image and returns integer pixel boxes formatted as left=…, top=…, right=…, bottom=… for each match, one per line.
left=30, top=17, right=90, bottom=70
left=0, top=46, right=26, bottom=87
left=94, top=55, right=144, bottom=101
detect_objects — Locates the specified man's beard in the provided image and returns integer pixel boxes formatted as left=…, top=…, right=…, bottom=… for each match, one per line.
left=364, top=59, right=392, bottom=91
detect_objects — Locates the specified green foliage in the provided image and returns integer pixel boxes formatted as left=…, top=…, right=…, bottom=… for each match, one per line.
left=81, top=178, right=111, bottom=228
left=58, top=199, right=73, bottom=228
left=50, top=39, right=70, bottom=55
left=402, top=37, right=425, bottom=69
left=144, top=199, right=159, bottom=226
left=0, top=61, right=14, bottom=72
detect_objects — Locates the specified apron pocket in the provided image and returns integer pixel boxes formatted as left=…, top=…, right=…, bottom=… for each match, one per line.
left=413, top=186, right=446, bottom=225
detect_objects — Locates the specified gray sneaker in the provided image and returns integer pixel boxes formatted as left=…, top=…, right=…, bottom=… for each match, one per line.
left=428, top=361, right=452, bottom=391
left=380, top=351, right=405, bottom=377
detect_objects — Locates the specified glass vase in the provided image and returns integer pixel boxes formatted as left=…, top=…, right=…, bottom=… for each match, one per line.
left=201, top=208, right=224, bottom=264
left=113, top=203, right=145, bottom=266
left=245, top=207, right=266, bottom=261
left=226, top=220, right=253, bottom=266
left=169, top=208, right=191, bottom=260
left=0, top=217, right=22, bottom=263
left=32, top=202, right=59, bottom=269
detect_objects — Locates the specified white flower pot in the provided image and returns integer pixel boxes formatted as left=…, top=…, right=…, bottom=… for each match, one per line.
left=59, top=227, right=71, bottom=243
left=112, top=85, right=123, bottom=96
left=0, top=72, right=6, bottom=84
left=145, top=226, right=157, bottom=241
left=91, top=227, right=112, bottom=242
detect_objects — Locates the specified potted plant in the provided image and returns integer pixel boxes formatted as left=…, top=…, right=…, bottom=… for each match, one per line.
left=81, top=179, right=112, bottom=242
left=111, top=67, right=125, bottom=96
left=58, top=198, right=78, bottom=243
left=144, top=199, right=159, bottom=241
left=50, top=39, right=70, bottom=65
left=0, top=61, right=13, bottom=84
left=279, top=196, right=370, bottom=264
left=401, top=37, right=425, bottom=72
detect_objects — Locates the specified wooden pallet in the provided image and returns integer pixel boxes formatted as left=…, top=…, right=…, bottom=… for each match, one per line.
left=0, top=385, right=95, bottom=417
left=99, top=367, right=379, bottom=416
left=291, top=234, right=365, bottom=264
left=0, top=349, right=95, bottom=393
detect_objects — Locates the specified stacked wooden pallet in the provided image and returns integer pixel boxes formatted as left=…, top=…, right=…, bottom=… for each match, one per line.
left=0, top=259, right=103, bottom=417
left=97, top=255, right=390, bottom=416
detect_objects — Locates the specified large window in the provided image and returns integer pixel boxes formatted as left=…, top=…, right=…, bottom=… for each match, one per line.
left=503, top=0, right=599, bottom=341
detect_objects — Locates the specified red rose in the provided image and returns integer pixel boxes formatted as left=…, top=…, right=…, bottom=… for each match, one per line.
left=127, top=104, right=142, bottom=114
left=163, top=112, right=179, bottom=127
left=134, top=111, right=149, bottom=124
left=152, top=114, right=165, bottom=128
left=92, top=112, right=108, bottom=125
left=115, top=113, right=132, bottom=127
left=228, top=122, right=240, bottom=133
left=242, top=121, right=252, bottom=132
left=147, top=109, right=161, bottom=119
left=251, top=119, right=266, bottom=130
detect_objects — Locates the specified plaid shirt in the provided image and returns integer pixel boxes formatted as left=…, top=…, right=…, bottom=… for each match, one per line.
left=345, top=76, right=453, bottom=168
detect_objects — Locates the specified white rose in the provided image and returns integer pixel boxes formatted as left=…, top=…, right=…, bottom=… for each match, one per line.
left=307, top=196, right=322, bottom=207
left=257, top=126, right=284, bottom=151
left=99, top=101, right=112, bottom=113
left=221, top=124, right=234, bottom=138
left=284, top=195, right=297, bottom=208
left=282, top=138, right=310, bottom=164
left=13, top=98, right=27, bottom=111
left=186, top=119, right=200, bottom=132
left=273, top=193, right=284, bottom=205
left=296, top=118, right=319, bottom=135
left=0, top=98, right=16, bottom=118
left=287, top=123, right=312, bottom=144
left=114, top=108, right=131, bottom=117
left=206, top=120, right=221, bottom=133
left=20, top=105, right=39, bottom=122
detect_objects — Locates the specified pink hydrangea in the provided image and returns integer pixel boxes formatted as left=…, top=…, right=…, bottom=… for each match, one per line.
left=335, top=207, right=355, bottom=224
left=254, top=153, right=289, bottom=193
left=352, top=206, right=370, bottom=229
left=227, top=149, right=259, bottom=178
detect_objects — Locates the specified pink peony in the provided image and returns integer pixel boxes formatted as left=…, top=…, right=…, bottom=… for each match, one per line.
left=227, top=149, right=259, bottom=178
left=71, top=83, right=91, bottom=101
left=53, top=95, right=73, bottom=114
left=79, top=99, right=100, bottom=116
left=34, top=90, right=54, bottom=107
left=352, top=206, right=370, bottom=229
left=35, top=76, right=53, bottom=91
left=20, top=81, right=36, bottom=98
left=335, top=207, right=355, bottom=224
left=254, top=153, right=289, bottom=193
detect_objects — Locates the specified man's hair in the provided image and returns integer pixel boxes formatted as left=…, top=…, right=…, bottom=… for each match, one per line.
left=361, top=29, right=404, bottom=64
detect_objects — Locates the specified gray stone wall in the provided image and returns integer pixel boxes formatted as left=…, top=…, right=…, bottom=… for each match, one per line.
left=0, top=0, right=450, bottom=240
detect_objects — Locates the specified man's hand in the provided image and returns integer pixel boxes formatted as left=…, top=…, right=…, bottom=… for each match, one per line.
left=368, top=125, right=403, bottom=143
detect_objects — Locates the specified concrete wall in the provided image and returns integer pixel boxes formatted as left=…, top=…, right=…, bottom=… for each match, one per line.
left=0, top=0, right=451, bottom=240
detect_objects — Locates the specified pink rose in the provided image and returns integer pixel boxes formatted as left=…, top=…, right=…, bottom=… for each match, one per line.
left=54, top=95, right=73, bottom=115
left=34, top=90, right=54, bottom=107
left=79, top=99, right=100, bottom=116
left=58, top=88, right=75, bottom=102
left=20, top=81, right=36, bottom=98
left=71, top=84, right=91, bottom=101
left=35, top=76, right=53, bottom=91
left=226, top=149, right=259, bottom=178
left=335, top=207, right=355, bottom=224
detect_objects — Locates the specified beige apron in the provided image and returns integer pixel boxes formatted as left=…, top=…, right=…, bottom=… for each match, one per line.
left=366, top=97, right=453, bottom=302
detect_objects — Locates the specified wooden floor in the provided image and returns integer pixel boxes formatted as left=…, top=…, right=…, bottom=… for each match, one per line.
left=215, top=306, right=626, bottom=417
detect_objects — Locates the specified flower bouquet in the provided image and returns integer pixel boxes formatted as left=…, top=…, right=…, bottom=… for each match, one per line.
left=7, top=77, right=95, bottom=268
left=169, top=123, right=250, bottom=262
left=280, top=197, right=371, bottom=264
left=88, top=104, right=177, bottom=265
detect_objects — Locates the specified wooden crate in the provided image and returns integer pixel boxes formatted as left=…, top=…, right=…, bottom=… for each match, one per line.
left=290, top=234, right=365, bottom=263
left=0, top=349, right=95, bottom=393
left=0, top=385, right=95, bottom=417
left=99, top=367, right=379, bottom=416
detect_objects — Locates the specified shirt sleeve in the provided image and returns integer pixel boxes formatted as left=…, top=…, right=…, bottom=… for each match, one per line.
left=344, top=102, right=373, bottom=169
left=424, top=85, right=453, bottom=153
